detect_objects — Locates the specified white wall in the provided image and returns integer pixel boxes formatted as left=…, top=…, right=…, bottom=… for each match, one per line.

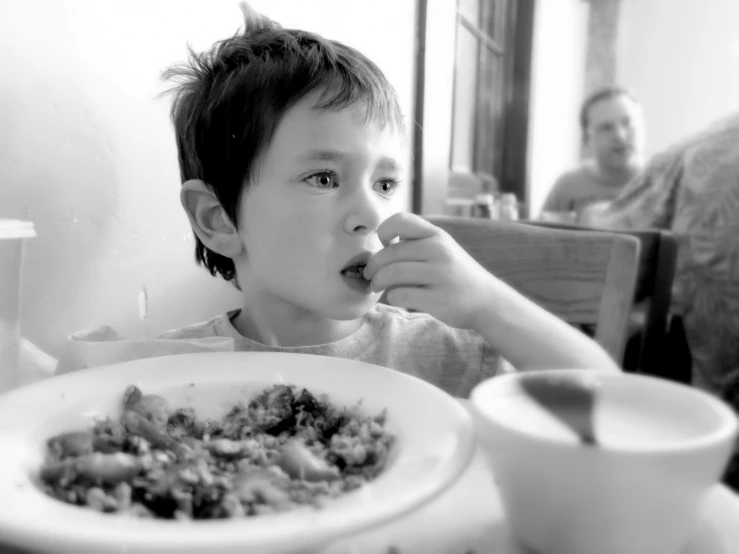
left=527, top=0, right=739, bottom=212
left=416, top=0, right=457, bottom=215
left=617, top=0, right=739, bottom=155
left=0, top=0, right=416, bottom=359
left=526, top=0, right=590, bottom=217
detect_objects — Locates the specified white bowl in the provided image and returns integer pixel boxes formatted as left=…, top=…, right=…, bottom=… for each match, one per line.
left=0, top=352, right=475, bottom=554
left=470, top=369, right=738, bottom=554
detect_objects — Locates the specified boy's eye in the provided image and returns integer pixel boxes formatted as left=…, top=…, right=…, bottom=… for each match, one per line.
left=305, top=171, right=337, bottom=189
left=375, top=179, right=401, bottom=196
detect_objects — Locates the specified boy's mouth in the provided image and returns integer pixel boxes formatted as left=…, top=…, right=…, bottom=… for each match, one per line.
left=341, top=263, right=367, bottom=279
left=340, top=252, right=373, bottom=292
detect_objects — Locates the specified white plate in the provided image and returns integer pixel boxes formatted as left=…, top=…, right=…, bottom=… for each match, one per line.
left=0, top=352, right=475, bottom=554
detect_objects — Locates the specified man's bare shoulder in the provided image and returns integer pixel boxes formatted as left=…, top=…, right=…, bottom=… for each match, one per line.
left=554, top=164, right=597, bottom=188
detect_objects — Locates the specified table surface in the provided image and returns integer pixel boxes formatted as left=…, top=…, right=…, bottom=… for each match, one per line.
left=321, top=450, right=739, bottom=554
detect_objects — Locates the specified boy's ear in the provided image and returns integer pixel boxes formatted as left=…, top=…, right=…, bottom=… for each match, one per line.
left=180, top=180, right=245, bottom=258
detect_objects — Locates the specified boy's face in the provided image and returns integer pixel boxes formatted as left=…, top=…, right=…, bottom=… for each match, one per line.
left=235, top=89, right=406, bottom=321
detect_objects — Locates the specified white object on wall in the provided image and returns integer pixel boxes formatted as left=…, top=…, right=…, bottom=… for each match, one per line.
left=617, top=0, right=739, bottom=156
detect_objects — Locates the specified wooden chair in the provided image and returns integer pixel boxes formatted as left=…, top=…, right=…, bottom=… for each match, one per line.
left=522, top=221, right=682, bottom=381
left=423, top=215, right=641, bottom=364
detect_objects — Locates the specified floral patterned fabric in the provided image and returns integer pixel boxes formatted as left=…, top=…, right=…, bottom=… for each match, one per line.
left=593, top=113, right=739, bottom=398
left=590, top=113, right=739, bottom=488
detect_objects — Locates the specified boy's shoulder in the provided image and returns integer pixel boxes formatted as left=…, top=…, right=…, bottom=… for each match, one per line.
left=367, top=304, right=500, bottom=398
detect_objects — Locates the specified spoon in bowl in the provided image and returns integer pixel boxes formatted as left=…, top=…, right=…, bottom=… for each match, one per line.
left=518, top=374, right=600, bottom=446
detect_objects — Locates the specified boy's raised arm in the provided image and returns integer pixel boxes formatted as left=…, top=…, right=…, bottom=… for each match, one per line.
left=470, top=277, right=620, bottom=372
left=363, top=213, right=620, bottom=373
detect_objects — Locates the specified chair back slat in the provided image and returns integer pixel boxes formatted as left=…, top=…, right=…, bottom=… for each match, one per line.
left=522, top=220, right=680, bottom=378
left=425, top=216, right=641, bottom=362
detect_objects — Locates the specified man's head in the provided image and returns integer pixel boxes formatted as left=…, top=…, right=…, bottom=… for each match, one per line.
left=163, top=3, right=406, bottom=320
left=580, top=86, right=645, bottom=173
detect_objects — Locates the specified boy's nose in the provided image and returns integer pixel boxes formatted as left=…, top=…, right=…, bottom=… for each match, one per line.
left=344, top=191, right=386, bottom=236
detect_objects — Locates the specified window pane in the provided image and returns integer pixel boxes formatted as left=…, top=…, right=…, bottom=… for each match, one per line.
left=481, top=0, right=504, bottom=40
left=451, top=26, right=480, bottom=173
left=457, top=0, right=480, bottom=27
left=475, top=45, right=504, bottom=178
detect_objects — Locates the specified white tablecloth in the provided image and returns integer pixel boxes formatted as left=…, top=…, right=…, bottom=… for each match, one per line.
left=321, top=449, right=739, bottom=554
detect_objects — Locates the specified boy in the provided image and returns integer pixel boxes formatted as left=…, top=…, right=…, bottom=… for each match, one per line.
left=160, top=3, right=618, bottom=397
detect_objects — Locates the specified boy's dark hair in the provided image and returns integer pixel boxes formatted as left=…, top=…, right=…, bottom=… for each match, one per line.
left=162, top=3, right=404, bottom=282
left=579, top=86, right=638, bottom=137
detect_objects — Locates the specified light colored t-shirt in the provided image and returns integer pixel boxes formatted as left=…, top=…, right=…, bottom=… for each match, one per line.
left=159, top=303, right=501, bottom=398
left=542, top=164, right=628, bottom=216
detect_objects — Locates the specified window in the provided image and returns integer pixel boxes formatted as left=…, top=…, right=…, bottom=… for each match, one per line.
left=413, top=0, right=535, bottom=215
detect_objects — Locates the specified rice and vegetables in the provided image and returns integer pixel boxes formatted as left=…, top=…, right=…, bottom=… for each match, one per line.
left=39, top=384, right=394, bottom=519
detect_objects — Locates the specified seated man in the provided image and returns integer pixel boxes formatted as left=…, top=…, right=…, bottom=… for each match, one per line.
left=583, top=112, right=739, bottom=489
left=541, top=86, right=646, bottom=221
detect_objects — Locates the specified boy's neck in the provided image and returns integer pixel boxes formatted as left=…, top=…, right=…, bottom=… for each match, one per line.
left=231, top=297, right=365, bottom=347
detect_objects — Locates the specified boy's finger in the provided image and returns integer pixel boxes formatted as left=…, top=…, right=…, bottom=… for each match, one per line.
left=377, top=212, right=440, bottom=247
left=364, top=240, right=434, bottom=280
left=370, top=261, right=433, bottom=293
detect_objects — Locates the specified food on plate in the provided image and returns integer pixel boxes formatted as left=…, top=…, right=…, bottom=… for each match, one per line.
left=39, top=384, right=393, bottom=519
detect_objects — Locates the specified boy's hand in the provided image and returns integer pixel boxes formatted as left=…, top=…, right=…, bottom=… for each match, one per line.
left=364, top=212, right=495, bottom=331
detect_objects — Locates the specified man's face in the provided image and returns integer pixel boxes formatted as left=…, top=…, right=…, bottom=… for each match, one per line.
left=585, top=94, right=645, bottom=172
